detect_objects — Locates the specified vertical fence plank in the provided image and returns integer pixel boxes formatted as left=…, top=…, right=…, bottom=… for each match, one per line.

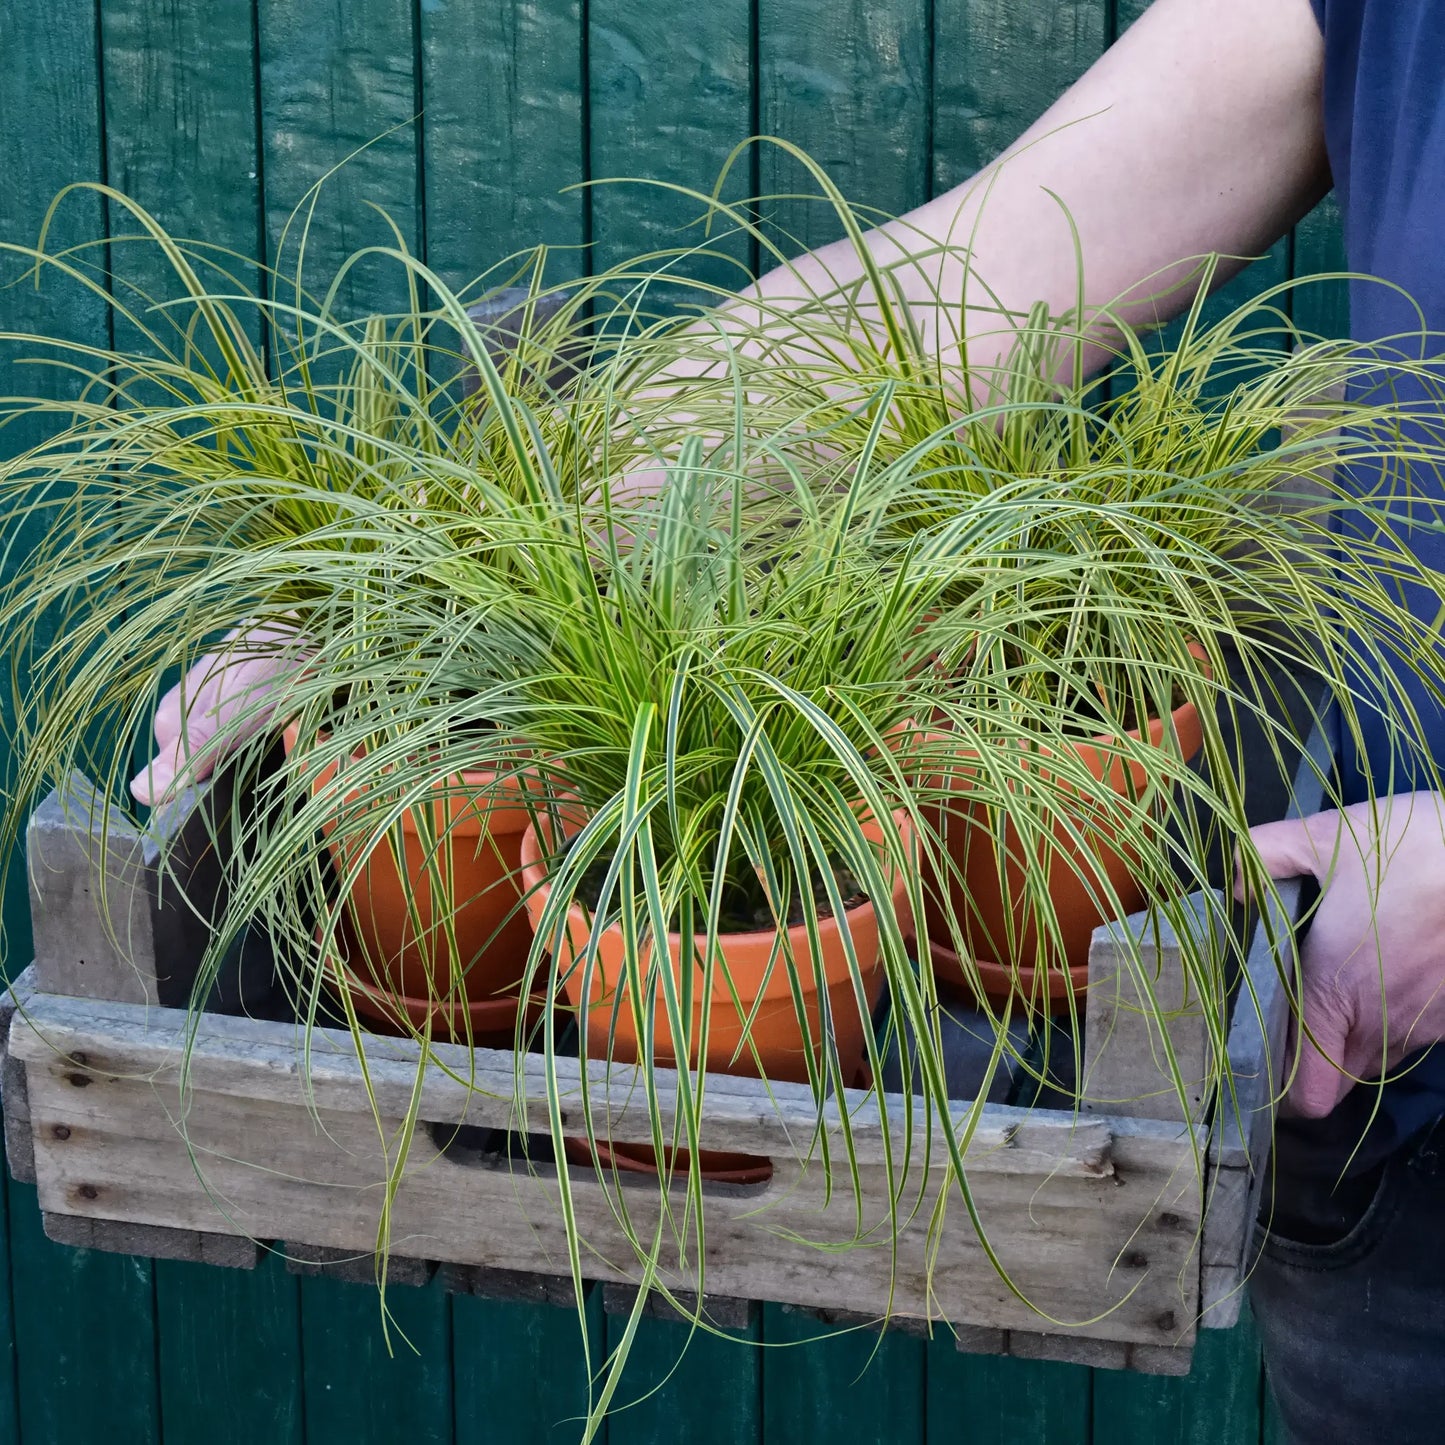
left=453, top=1288, right=604, bottom=1443
left=926, top=1342, right=1091, bottom=1445
left=588, top=0, right=753, bottom=302
left=931, top=0, right=1106, bottom=196
left=1, top=11, right=119, bottom=1439
left=757, top=0, right=931, bottom=252
left=604, top=1306, right=762, bottom=1445
left=761, top=1306, right=925, bottom=1445
left=1091, top=1308, right=1265, bottom=1445
left=8, top=1183, right=160, bottom=1445
left=0, top=0, right=111, bottom=458
left=0, top=1172, right=15, bottom=1444
left=1291, top=195, right=1348, bottom=338
left=156, top=1252, right=303, bottom=1445
left=300, top=1273, right=455, bottom=1445
left=422, top=0, right=587, bottom=294
left=257, top=0, right=420, bottom=322
left=99, top=0, right=262, bottom=353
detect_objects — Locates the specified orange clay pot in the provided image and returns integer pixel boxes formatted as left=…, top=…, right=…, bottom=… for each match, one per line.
left=921, top=659, right=1206, bottom=1017
left=521, top=809, right=913, bottom=1179
left=283, top=722, right=538, bottom=1042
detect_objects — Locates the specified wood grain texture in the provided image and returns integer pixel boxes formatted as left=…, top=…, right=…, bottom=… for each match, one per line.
left=1, top=967, right=37, bottom=1185
left=12, top=989, right=1127, bottom=1175
left=284, top=1240, right=436, bottom=1287
left=604, top=1282, right=757, bottom=1331
left=257, top=0, right=420, bottom=323
left=0, top=0, right=111, bottom=409
left=41, top=1212, right=259, bottom=1268
left=99, top=0, right=263, bottom=353
left=606, top=1304, right=762, bottom=1445
left=927, top=1342, right=1091, bottom=1445
left=1082, top=896, right=1224, bottom=1124
left=14, top=989, right=1206, bottom=1348
left=1203, top=719, right=1328, bottom=1305
left=1291, top=195, right=1349, bottom=339
left=762, top=1303, right=926, bottom=1445
left=1093, top=1302, right=1265, bottom=1443
left=588, top=0, right=754, bottom=298
left=0, top=0, right=111, bottom=769
left=299, top=1274, right=454, bottom=1445
left=758, top=0, right=931, bottom=251
left=156, top=1253, right=304, bottom=1445
left=932, top=0, right=1106, bottom=194
left=9, top=1181, right=159, bottom=1445
left=27, top=773, right=158, bottom=1005
left=421, top=0, right=587, bottom=293
left=453, top=1284, right=605, bottom=1444
left=0, top=12, right=113, bottom=1440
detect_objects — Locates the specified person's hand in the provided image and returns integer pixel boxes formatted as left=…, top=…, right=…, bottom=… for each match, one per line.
left=1240, top=793, right=1445, bottom=1118
left=129, top=624, right=304, bottom=807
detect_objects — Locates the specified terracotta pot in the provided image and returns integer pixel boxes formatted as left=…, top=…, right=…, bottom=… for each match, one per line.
left=921, top=661, right=1206, bottom=1016
left=314, top=909, right=545, bottom=1046
left=283, top=722, right=538, bottom=1040
left=561, top=1136, right=776, bottom=1187
left=520, top=809, right=913, bottom=1177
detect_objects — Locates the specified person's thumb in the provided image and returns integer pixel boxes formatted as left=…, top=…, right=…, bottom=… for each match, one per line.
left=1233, top=813, right=1337, bottom=902
left=1287, top=1003, right=1355, bottom=1119
left=129, top=733, right=215, bottom=807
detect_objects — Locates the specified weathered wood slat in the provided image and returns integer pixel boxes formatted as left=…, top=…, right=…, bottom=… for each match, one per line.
left=1198, top=715, right=1329, bottom=1324
left=0, top=967, right=37, bottom=1185
left=602, top=1282, right=757, bottom=1331
left=41, top=1213, right=259, bottom=1269
left=257, top=0, right=419, bottom=324
left=587, top=0, right=753, bottom=297
left=28, top=774, right=159, bottom=1006
left=27, top=769, right=273, bottom=1013
left=758, top=0, right=931, bottom=250
left=420, top=0, right=587, bottom=293
left=14, top=999, right=1203, bottom=1347
left=8, top=989, right=1159, bottom=1176
left=1083, top=894, right=1225, bottom=1125
left=439, top=1263, right=583, bottom=1309
left=283, top=1242, right=434, bottom=1287
left=1008, top=1332, right=1132, bottom=1371
left=99, top=0, right=263, bottom=357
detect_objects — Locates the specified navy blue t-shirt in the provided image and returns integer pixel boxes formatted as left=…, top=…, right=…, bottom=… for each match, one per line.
left=1303, top=0, right=1445, bottom=1165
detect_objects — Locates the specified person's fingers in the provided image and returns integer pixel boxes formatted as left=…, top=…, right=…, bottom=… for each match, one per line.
left=1235, top=814, right=1341, bottom=902
left=150, top=677, right=186, bottom=749
left=129, top=730, right=218, bottom=806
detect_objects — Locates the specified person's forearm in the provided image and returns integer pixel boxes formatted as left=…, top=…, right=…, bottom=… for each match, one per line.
left=721, top=0, right=1330, bottom=382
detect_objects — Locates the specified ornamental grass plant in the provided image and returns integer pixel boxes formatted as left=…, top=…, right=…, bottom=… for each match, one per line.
left=6, top=159, right=1445, bottom=1436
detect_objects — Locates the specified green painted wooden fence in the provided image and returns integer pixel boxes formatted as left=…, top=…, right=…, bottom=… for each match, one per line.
left=0, top=0, right=1341, bottom=1439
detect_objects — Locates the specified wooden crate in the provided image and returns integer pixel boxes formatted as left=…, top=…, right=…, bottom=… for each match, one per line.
left=1, top=718, right=1325, bottom=1377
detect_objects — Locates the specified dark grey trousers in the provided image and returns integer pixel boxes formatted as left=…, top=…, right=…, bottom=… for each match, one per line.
left=1249, top=1114, right=1445, bottom=1445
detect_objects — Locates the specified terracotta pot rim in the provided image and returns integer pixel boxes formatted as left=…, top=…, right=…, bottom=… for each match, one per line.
left=928, top=936, right=1090, bottom=1017
left=563, top=1136, right=774, bottom=1187
left=917, top=640, right=1211, bottom=754
left=318, top=922, right=543, bottom=1034
left=519, top=807, right=913, bottom=950
left=282, top=719, right=537, bottom=832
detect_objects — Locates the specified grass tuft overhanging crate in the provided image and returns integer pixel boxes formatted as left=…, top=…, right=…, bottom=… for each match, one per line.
left=0, top=694, right=1324, bottom=1378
